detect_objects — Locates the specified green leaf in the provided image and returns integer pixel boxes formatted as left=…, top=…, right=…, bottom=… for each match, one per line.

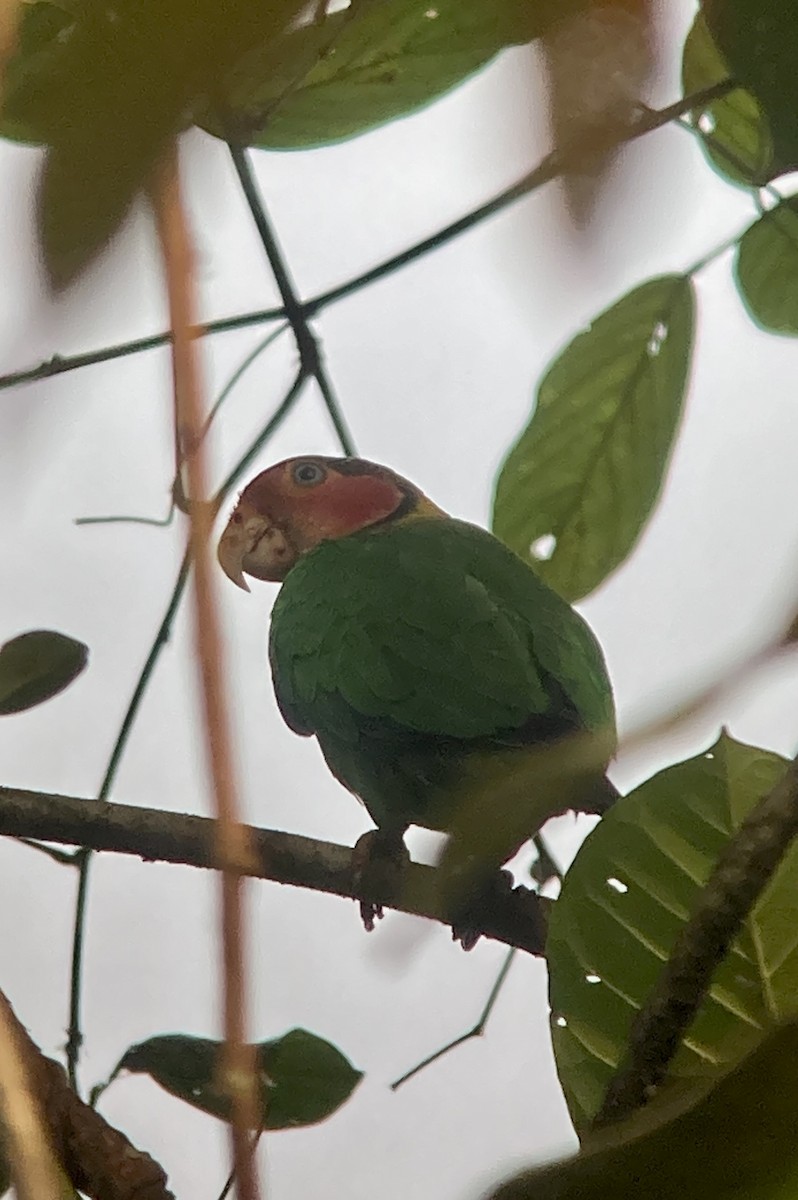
left=201, top=0, right=572, bottom=150
left=117, top=1029, right=362, bottom=1129
left=486, top=1019, right=798, bottom=1200
left=734, top=199, right=798, bottom=335
left=258, top=1028, right=363, bottom=1129
left=492, top=276, right=695, bottom=602
left=0, top=630, right=88, bottom=715
left=547, top=733, right=793, bottom=1133
left=0, top=1, right=77, bottom=145
left=36, top=0, right=304, bottom=288
left=704, top=0, right=798, bottom=173
left=681, top=12, right=772, bottom=186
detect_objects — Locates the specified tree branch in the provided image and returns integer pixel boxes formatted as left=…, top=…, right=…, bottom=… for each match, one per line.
left=594, top=753, right=798, bottom=1128
left=0, top=787, right=549, bottom=957
left=0, top=988, right=174, bottom=1200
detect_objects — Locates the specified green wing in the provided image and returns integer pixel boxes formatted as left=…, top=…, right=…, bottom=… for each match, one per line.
left=269, top=518, right=614, bottom=747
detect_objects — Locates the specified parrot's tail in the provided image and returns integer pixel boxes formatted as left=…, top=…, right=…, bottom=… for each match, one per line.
left=586, top=774, right=621, bottom=816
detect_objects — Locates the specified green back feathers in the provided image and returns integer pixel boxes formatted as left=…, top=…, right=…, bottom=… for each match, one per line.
left=271, top=518, right=613, bottom=734
left=268, top=518, right=614, bottom=830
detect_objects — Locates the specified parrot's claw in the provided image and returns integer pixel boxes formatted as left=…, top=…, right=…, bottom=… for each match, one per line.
left=448, top=867, right=516, bottom=951
left=352, top=829, right=410, bottom=934
left=359, top=899, right=384, bottom=933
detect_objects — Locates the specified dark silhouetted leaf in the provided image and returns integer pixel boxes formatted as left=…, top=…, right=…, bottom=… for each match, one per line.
left=0, top=1, right=77, bottom=145
left=492, top=276, right=694, bottom=601
left=201, top=0, right=574, bottom=149
left=37, top=0, right=304, bottom=288
left=734, top=198, right=798, bottom=335
left=117, top=1030, right=362, bottom=1129
left=547, top=733, right=793, bottom=1132
left=0, top=630, right=88, bottom=715
left=487, top=1020, right=798, bottom=1200
left=681, top=11, right=772, bottom=185
left=704, top=0, right=798, bottom=173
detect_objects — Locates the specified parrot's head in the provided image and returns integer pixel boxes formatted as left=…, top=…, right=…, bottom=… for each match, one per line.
left=217, top=456, right=445, bottom=589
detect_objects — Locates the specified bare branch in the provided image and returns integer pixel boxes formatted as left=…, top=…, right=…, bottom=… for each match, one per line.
left=0, top=786, right=549, bottom=957
left=391, top=948, right=517, bottom=1090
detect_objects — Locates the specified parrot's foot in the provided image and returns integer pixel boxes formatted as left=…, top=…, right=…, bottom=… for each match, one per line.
left=448, top=867, right=517, bottom=951
left=351, top=829, right=411, bottom=932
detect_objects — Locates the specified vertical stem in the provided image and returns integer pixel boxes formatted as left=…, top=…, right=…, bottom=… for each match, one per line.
left=152, top=144, right=260, bottom=1200
left=66, top=555, right=191, bottom=1090
left=66, top=849, right=91, bottom=1089
left=226, top=139, right=356, bottom=457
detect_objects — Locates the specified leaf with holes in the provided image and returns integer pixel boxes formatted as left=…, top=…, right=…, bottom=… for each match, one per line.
left=199, top=0, right=568, bottom=149
left=487, top=1020, right=798, bottom=1200
left=116, top=1029, right=362, bottom=1129
left=734, top=199, right=798, bottom=335
left=547, top=733, right=794, bottom=1133
left=681, top=12, right=773, bottom=186
left=0, top=630, right=88, bottom=715
left=492, top=275, right=694, bottom=601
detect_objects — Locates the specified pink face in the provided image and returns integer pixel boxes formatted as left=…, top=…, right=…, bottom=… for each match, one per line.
left=217, top=457, right=408, bottom=587
left=242, top=458, right=405, bottom=540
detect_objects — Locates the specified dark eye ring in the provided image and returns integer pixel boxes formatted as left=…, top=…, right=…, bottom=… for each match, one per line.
left=292, top=461, right=326, bottom=487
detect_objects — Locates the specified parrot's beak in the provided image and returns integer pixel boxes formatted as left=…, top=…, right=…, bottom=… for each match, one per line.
left=217, top=519, right=252, bottom=591
left=217, top=506, right=295, bottom=588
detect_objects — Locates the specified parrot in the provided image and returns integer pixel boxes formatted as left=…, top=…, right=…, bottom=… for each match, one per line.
left=218, top=455, right=617, bottom=940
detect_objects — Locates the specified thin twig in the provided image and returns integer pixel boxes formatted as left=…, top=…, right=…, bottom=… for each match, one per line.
left=391, top=949, right=517, bottom=1090
left=66, top=367, right=307, bottom=1088
left=0, top=786, right=551, bottom=957
left=204, top=323, right=290, bottom=439
left=0, top=80, right=737, bottom=398
left=13, top=837, right=80, bottom=866
left=152, top=144, right=259, bottom=1200
left=66, top=553, right=190, bottom=1090
left=215, top=367, right=308, bottom=500
left=66, top=847, right=93, bottom=1086
left=226, top=139, right=356, bottom=455
left=594, top=754, right=798, bottom=1128
left=215, top=1128, right=263, bottom=1200
left=0, top=309, right=286, bottom=393
left=75, top=323, right=290, bottom=529
left=303, top=81, right=738, bottom=316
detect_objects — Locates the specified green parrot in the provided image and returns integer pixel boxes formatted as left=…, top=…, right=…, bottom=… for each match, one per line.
left=218, top=456, right=616, bottom=935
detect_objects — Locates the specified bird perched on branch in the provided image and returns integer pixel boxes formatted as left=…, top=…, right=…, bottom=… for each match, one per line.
left=218, top=456, right=616, bottom=941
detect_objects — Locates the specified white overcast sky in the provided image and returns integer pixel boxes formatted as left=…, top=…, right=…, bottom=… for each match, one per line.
left=3, top=3, right=798, bottom=1199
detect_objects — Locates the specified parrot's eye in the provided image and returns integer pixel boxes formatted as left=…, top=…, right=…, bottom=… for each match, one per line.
left=292, top=461, right=326, bottom=487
